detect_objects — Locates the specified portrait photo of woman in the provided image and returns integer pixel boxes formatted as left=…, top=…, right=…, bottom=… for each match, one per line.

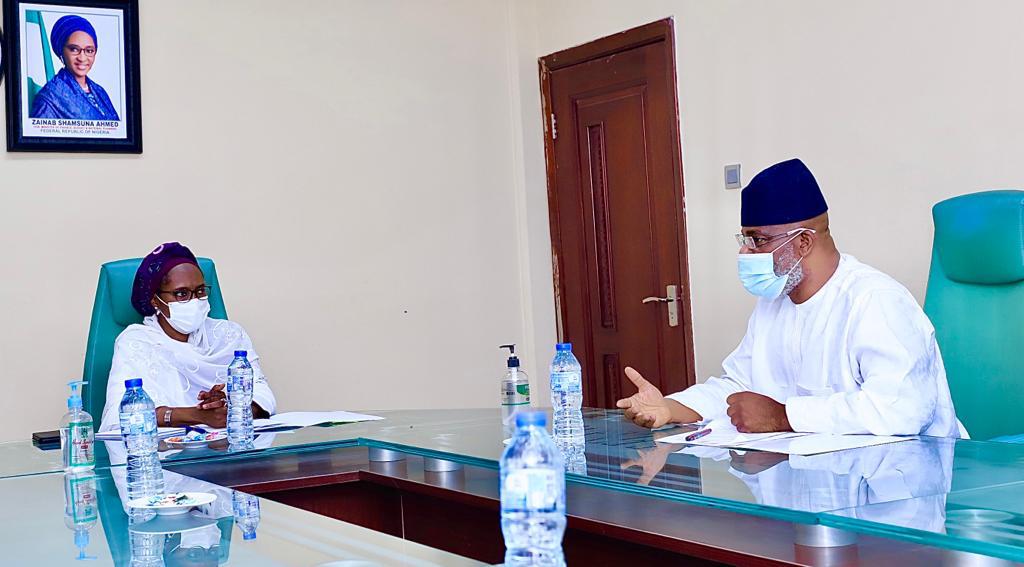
left=29, top=14, right=119, bottom=120
left=4, top=0, right=141, bottom=152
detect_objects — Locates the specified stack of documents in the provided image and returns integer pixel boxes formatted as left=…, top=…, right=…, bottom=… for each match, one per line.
left=255, top=411, right=384, bottom=429
left=655, top=417, right=912, bottom=456
left=96, top=427, right=186, bottom=441
left=94, top=411, right=384, bottom=440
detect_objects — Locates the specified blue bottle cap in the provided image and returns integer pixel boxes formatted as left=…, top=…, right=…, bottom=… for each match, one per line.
left=242, top=531, right=256, bottom=540
left=124, top=378, right=143, bottom=389
left=234, top=350, right=247, bottom=357
left=556, top=343, right=572, bottom=352
left=515, top=411, right=547, bottom=428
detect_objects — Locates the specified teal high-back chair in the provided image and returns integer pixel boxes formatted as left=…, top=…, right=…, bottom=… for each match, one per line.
left=924, top=190, right=1024, bottom=441
left=81, top=258, right=228, bottom=422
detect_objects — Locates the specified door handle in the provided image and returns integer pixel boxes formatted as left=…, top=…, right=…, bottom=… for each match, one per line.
left=641, top=285, right=679, bottom=327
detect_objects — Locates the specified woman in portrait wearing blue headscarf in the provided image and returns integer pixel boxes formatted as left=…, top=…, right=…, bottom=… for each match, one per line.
left=29, top=15, right=120, bottom=120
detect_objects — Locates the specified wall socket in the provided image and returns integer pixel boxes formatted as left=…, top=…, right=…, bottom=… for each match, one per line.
left=725, top=164, right=742, bottom=190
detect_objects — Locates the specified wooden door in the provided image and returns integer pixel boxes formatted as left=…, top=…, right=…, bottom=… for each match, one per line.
left=541, top=19, right=695, bottom=408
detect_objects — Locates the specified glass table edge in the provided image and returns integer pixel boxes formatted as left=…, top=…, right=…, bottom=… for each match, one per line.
left=818, top=512, right=1024, bottom=562
left=356, top=437, right=823, bottom=526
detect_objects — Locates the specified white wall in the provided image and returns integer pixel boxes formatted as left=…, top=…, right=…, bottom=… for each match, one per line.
left=12, top=0, right=1024, bottom=443
left=1, top=0, right=524, bottom=442
left=510, top=0, right=1024, bottom=387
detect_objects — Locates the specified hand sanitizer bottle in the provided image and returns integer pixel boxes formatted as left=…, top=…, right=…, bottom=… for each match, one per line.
left=60, top=381, right=95, bottom=473
left=500, top=344, right=531, bottom=437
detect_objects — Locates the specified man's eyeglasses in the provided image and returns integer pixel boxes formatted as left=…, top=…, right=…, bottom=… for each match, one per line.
left=157, top=285, right=212, bottom=303
left=65, top=45, right=96, bottom=57
left=735, top=228, right=815, bottom=250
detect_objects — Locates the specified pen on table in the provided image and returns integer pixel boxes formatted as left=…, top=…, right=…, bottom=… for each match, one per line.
left=184, top=425, right=208, bottom=435
left=685, top=428, right=712, bottom=442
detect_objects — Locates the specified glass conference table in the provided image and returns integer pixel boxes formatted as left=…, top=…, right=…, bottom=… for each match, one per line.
left=0, top=467, right=485, bottom=566
left=5, top=408, right=1024, bottom=564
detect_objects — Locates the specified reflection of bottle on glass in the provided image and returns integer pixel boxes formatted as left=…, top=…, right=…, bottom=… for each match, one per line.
left=63, top=471, right=98, bottom=561
left=232, top=491, right=261, bottom=540
left=128, top=510, right=162, bottom=567
left=555, top=437, right=587, bottom=476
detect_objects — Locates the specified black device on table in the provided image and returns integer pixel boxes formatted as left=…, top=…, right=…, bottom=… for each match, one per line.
left=32, top=430, right=61, bottom=450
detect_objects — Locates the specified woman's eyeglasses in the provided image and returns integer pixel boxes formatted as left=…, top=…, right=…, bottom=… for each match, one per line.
left=158, top=285, right=212, bottom=303
left=65, top=45, right=96, bottom=57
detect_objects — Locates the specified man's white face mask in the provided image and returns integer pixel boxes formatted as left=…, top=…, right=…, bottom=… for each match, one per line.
left=157, top=296, right=210, bottom=335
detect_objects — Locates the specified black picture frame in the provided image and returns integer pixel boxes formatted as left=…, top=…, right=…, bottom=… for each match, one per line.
left=0, top=27, right=5, bottom=86
left=3, top=0, right=141, bottom=153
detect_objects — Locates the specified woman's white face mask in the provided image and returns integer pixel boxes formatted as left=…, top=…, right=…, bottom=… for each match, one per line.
left=157, top=296, right=210, bottom=335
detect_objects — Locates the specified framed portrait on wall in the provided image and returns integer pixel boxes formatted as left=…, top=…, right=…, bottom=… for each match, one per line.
left=2, top=0, right=141, bottom=153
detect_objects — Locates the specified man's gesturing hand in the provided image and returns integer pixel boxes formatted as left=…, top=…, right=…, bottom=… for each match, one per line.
left=615, top=367, right=673, bottom=429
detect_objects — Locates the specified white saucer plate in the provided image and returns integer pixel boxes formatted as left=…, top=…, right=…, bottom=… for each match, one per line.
left=127, top=492, right=217, bottom=516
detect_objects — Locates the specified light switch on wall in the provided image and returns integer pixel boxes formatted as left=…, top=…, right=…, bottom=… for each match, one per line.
left=725, top=164, right=741, bottom=189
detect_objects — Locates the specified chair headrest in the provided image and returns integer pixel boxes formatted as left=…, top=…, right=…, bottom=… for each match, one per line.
left=105, top=259, right=144, bottom=327
left=933, top=190, right=1024, bottom=285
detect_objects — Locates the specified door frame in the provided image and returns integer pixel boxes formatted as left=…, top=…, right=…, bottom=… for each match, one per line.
left=538, top=18, right=696, bottom=389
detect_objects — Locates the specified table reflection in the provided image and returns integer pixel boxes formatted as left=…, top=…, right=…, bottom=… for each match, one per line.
left=616, top=428, right=953, bottom=530
left=92, top=447, right=252, bottom=566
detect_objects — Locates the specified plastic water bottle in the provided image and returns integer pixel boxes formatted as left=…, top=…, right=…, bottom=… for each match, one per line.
left=233, top=490, right=261, bottom=540
left=549, top=343, right=584, bottom=440
left=227, top=350, right=254, bottom=446
left=500, top=412, right=566, bottom=566
left=60, top=381, right=95, bottom=473
left=118, top=378, right=164, bottom=501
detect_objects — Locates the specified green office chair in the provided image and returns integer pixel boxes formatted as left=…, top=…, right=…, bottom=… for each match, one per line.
left=924, top=190, right=1024, bottom=441
left=81, top=258, right=228, bottom=422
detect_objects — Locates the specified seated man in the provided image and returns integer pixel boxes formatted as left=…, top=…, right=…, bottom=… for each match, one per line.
left=99, top=242, right=276, bottom=431
left=617, top=159, right=963, bottom=437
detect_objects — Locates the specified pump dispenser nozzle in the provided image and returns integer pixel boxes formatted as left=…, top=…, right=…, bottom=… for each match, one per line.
left=500, top=344, right=520, bottom=368
left=67, top=381, right=88, bottom=410
left=73, top=528, right=95, bottom=561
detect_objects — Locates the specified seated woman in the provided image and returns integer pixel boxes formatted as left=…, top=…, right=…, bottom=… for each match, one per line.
left=99, top=242, right=275, bottom=432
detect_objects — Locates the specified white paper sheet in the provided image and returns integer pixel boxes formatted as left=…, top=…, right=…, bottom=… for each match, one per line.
left=95, top=427, right=186, bottom=441
left=257, top=411, right=384, bottom=428
left=654, top=417, right=913, bottom=455
left=655, top=417, right=803, bottom=448
left=740, top=433, right=913, bottom=456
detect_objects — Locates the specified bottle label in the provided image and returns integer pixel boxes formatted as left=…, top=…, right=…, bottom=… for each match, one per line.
left=67, top=475, right=98, bottom=523
left=550, top=371, right=581, bottom=391
left=68, top=421, right=95, bottom=467
left=120, top=410, right=157, bottom=444
left=502, top=382, right=531, bottom=406
left=503, top=468, right=559, bottom=511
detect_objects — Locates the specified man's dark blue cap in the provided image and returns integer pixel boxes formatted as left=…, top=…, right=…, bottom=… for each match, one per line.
left=741, top=158, right=828, bottom=227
